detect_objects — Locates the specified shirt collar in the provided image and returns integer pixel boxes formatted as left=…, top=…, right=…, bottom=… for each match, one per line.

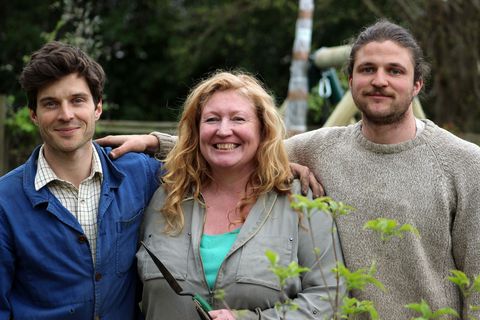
left=34, top=144, right=103, bottom=191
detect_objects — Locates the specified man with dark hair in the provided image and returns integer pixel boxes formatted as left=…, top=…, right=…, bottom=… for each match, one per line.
left=98, top=20, right=480, bottom=318
left=0, top=42, right=161, bottom=319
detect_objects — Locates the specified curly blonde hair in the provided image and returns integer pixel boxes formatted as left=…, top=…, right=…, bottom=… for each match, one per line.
left=162, top=71, right=291, bottom=234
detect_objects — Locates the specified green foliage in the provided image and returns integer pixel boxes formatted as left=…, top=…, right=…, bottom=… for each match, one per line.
left=448, top=270, right=480, bottom=317
left=265, top=249, right=310, bottom=318
left=341, top=297, right=379, bottom=320
left=307, top=85, right=329, bottom=124
left=333, top=261, right=385, bottom=293
left=42, top=0, right=104, bottom=59
left=290, top=194, right=354, bottom=220
left=405, top=299, right=459, bottom=319
left=363, top=218, right=420, bottom=242
left=265, top=249, right=310, bottom=288
left=3, top=100, right=40, bottom=169
left=5, top=105, right=36, bottom=134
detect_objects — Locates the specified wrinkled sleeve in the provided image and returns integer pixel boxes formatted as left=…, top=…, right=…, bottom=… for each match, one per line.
left=0, top=207, right=13, bottom=319
left=150, top=132, right=177, bottom=160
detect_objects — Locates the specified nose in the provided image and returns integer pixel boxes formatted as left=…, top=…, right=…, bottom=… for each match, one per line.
left=371, top=70, right=388, bottom=87
left=58, top=102, right=74, bottom=121
left=216, top=119, right=232, bottom=136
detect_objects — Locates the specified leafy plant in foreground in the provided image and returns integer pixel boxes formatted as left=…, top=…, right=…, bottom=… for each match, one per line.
left=363, top=218, right=419, bottom=243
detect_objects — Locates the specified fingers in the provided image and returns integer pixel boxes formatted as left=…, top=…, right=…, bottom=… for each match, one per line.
left=300, top=167, right=310, bottom=196
left=289, top=163, right=310, bottom=195
left=108, top=144, right=130, bottom=159
left=95, top=135, right=153, bottom=159
left=95, top=135, right=127, bottom=147
left=309, top=172, right=325, bottom=198
left=208, top=309, right=236, bottom=319
left=288, top=162, right=325, bottom=197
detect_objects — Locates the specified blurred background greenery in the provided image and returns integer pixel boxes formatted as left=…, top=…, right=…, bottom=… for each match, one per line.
left=1, top=0, right=479, bottom=172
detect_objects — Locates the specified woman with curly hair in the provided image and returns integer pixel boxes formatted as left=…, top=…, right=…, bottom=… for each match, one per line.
left=136, top=71, right=344, bottom=319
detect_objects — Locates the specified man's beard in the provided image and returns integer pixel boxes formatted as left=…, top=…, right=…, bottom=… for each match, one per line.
left=353, top=89, right=414, bottom=125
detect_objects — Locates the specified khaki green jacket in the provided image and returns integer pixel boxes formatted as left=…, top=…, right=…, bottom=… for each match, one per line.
left=137, top=181, right=345, bottom=319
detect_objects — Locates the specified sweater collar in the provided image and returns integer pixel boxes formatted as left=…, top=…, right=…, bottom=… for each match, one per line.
left=353, top=119, right=436, bottom=154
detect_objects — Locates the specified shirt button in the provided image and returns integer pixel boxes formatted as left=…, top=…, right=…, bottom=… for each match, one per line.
left=95, top=272, right=102, bottom=281
left=78, top=235, right=87, bottom=243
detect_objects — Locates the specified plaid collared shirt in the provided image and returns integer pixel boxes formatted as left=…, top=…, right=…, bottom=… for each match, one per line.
left=35, top=144, right=103, bottom=264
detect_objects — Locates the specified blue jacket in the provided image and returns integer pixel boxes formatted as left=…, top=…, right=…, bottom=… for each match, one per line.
left=0, top=143, right=161, bottom=320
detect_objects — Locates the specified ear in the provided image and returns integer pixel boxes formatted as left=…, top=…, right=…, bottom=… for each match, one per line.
left=413, top=79, right=423, bottom=97
left=94, top=99, right=103, bottom=121
left=348, top=75, right=353, bottom=89
left=29, top=109, right=38, bottom=125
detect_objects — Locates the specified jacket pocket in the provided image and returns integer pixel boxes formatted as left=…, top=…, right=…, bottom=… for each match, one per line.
left=115, top=208, right=144, bottom=275
left=137, top=232, right=190, bottom=282
left=236, top=235, right=293, bottom=290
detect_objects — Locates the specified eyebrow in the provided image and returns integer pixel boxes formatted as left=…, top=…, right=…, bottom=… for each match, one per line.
left=386, top=62, right=407, bottom=69
left=38, top=92, right=90, bottom=103
left=356, top=62, right=407, bottom=69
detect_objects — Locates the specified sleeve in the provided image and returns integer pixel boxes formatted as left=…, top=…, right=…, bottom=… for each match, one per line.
left=140, top=153, right=163, bottom=204
left=450, top=151, right=480, bottom=319
left=0, top=207, right=14, bottom=319
left=149, top=132, right=177, bottom=160
left=238, top=189, right=346, bottom=320
left=284, top=133, right=304, bottom=164
left=284, top=130, right=320, bottom=165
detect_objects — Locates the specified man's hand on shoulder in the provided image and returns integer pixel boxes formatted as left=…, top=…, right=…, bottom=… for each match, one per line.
left=95, top=134, right=159, bottom=159
left=289, top=163, right=324, bottom=198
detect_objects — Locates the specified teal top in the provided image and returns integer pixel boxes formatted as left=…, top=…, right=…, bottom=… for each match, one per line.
left=200, top=228, right=240, bottom=289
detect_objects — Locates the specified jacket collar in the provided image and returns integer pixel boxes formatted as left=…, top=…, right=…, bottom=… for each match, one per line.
left=23, top=142, right=125, bottom=208
left=189, top=190, right=278, bottom=257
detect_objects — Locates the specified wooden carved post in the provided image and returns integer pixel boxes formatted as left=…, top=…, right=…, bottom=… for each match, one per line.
left=284, top=0, right=314, bottom=135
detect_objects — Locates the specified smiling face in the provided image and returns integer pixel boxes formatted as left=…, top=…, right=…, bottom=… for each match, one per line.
left=349, top=40, right=423, bottom=125
left=199, top=89, right=261, bottom=175
left=30, top=73, right=102, bottom=159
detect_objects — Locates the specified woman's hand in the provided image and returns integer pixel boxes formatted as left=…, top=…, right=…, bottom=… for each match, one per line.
left=208, top=309, right=236, bottom=320
left=95, top=134, right=159, bottom=159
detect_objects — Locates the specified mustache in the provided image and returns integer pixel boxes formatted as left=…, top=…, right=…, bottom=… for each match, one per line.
left=364, top=89, right=394, bottom=97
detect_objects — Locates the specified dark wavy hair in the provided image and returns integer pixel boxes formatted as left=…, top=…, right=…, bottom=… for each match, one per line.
left=19, top=41, right=105, bottom=111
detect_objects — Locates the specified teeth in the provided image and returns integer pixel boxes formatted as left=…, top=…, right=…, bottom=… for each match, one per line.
left=215, top=143, right=237, bottom=150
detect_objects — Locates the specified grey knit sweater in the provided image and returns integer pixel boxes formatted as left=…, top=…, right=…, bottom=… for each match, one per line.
left=285, top=119, right=480, bottom=319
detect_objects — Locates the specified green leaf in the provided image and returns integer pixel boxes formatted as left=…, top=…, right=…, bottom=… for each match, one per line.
left=405, top=299, right=458, bottom=319
left=265, top=249, right=279, bottom=266
left=364, top=218, right=420, bottom=242
left=333, top=262, right=385, bottom=292
left=405, top=300, right=432, bottom=317
left=448, top=270, right=470, bottom=294
left=472, top=275, right=480, bottom=293
left=341, top=297, right=379, bottom=320
left=431, top=307, right=459, bottom=318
